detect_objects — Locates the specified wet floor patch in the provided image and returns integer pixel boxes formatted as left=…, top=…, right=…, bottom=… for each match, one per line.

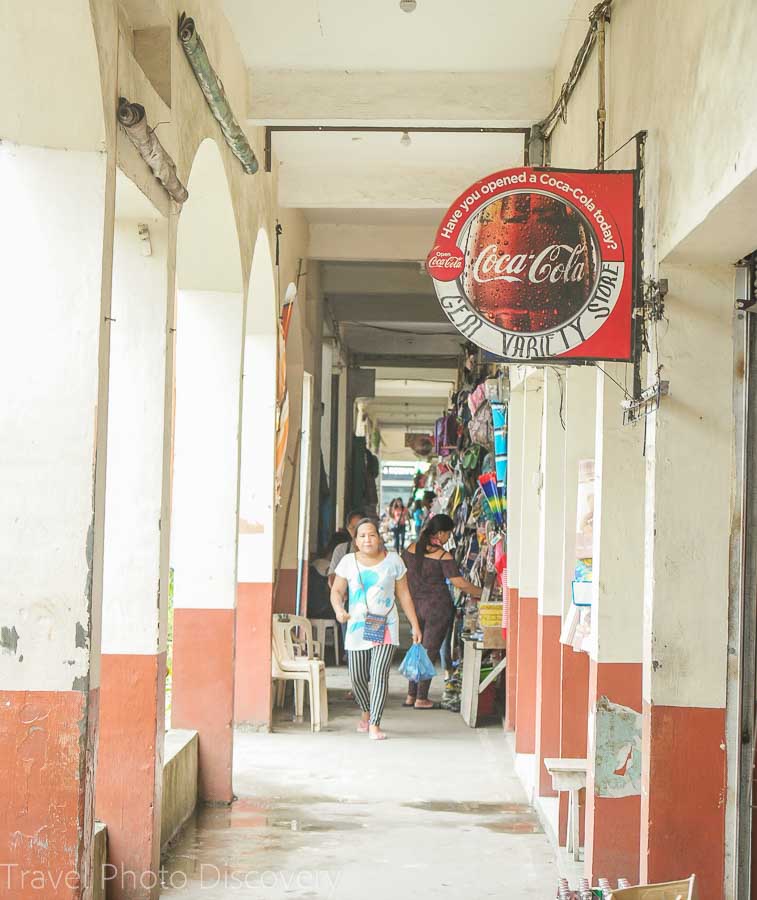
left=401, top=799, right=543, bottom=834
left=403, top=800, right=531, bottom=815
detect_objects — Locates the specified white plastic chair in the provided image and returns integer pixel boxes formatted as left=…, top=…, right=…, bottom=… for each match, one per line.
left=310, top=618, right=340, bottom=665
left=609, top=875, right=697, bottom=900
left=271, top=614, right=328, bottom=732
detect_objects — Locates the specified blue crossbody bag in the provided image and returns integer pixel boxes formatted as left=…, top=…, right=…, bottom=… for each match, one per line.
left=356, top=559, right=395, bottom=644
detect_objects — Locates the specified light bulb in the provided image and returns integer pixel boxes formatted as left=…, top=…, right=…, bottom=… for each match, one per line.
left=400, top=131, right=412, bottom=147
left=399, top=0, right=417, bottom=12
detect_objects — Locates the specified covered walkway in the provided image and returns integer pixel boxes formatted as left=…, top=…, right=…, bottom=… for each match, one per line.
left=161, top=669, right=558, bottom=899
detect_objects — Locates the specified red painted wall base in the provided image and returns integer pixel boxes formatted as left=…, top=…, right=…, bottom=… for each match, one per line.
left=0, top=688, right=98, bottom=899
left=505, top=587, right=519, bottom=731
left=515, top=596, right=537, bottom=754
left=585, top=660, right=642, bottom=886
left=234, top=582, right=274, bottom=728
left=535, top=613, right=562, bottom=797
left=96, top=652, right=166, bottom=899
left=172, top=608, right=235, bottom=803
left=558, top=644, right=589, bottom=845
left=641, top=702, right=726, bottom=900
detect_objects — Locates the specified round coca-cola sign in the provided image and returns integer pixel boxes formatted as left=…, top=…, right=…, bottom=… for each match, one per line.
left=427, top=167, right=635, bottom=362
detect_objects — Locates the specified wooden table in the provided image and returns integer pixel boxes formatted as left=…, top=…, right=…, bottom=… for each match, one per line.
left=460, top=637, right=507, bottom=727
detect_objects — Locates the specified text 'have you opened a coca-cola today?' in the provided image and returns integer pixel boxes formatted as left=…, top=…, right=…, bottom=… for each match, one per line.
left=426, top=166, right=635, bottom=363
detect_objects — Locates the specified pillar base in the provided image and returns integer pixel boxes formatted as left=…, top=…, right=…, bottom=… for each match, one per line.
left=535, top=614, right=561, bottom=797
left=505, top=587, right=519, bottom=731
left=234, top=582, right=274, bottom=728
left=515, top=596, right=537, bottom=754
left=172, top=608, right=235, bottom=803
left=558, top=644, right=589, bottom=844
left=0, top=688, right=99, bottom=899
left=641, top=702, right=726, bottom=900
left=585, top=660, right=642, bottom=885
left=96, top=653, right=166, bottom=899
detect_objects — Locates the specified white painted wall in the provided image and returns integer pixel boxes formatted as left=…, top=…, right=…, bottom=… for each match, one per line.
left=560, top=367, right=597, bottom=618
left=238, top=229, right=277, bottom=584
left=642, top=264, right=734, bottom=708
left=0, top=144, right=110, bottom=691
left=102, top=213, right=170, bottom=655
left=551, top=0, right=757, bottom=263
left=591, top=364, right=645, bottom=664
left=171, top=291, right=244, bottom=610
left=537, top=369, right=567, bottom=617
left=237, top=335, right=276, bottom=583
left=518, top=377, right=544, bottom=598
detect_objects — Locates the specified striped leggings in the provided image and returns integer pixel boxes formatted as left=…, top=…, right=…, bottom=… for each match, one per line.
left=348, top=644, right=396, bottom=725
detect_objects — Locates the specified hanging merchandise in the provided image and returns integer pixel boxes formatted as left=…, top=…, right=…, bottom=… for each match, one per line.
left=468, top=400, right=494, bottom=447
left=491, top=401, right=508, bottom=489
left=478, top=472, right=505, bottom=527
left=422, top=355, right=509, bottom=725
left=434, top=412, right=460, bottom=457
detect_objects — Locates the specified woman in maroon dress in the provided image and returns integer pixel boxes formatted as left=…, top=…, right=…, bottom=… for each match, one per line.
left=401, top=514, right=482, bottom=709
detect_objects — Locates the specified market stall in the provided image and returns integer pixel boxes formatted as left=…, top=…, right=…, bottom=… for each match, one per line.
left=419, top=354, right=510, bottom=723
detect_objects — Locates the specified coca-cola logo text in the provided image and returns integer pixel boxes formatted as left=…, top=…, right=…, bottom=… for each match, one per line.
left=472, top=243, right=587, bottom=286
left=427, top=250, right=464, bottom=270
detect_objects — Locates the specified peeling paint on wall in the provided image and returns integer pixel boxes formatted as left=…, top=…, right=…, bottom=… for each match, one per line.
left=594, top=695, right=642, bottom=798
left=1, top=625, right=19, bottom=655
left=75, top=622, right=88, bottom=649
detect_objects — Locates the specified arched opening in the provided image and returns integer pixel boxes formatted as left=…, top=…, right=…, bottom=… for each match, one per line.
left=170, top=138, right=244, bottom=804
left=234, top=228, right=279, bottom=727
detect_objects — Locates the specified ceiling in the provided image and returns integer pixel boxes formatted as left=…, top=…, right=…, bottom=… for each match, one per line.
left=223, top=0, right=575, bottom=73
left=220, top=0, right=576, bottom=447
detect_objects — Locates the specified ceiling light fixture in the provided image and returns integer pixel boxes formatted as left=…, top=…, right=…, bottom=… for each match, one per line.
left=400, top=130, right=412, bottom=147
left=399, top=0, right=417, bottom=12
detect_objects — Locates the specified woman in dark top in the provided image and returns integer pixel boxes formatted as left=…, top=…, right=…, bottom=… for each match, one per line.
left=401, top=514, right=482, bottom=708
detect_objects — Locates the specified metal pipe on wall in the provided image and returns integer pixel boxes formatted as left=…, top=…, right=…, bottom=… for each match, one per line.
left=178, top=13, right=259, bottom=174
left=117, top=98, right=189, bottom=203
left=596, top=9, right=608, bottom=169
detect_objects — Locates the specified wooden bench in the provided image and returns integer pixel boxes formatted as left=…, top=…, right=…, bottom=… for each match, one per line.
left=543, top=757, right=587, bottom=862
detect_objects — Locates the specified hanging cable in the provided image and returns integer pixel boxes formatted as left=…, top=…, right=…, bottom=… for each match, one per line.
left=594, top=363, right=633, bottom=399
left=537, top=0, right=613, bottom=141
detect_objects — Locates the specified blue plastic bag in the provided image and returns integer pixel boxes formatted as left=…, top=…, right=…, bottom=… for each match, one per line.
left=399, top=644, right=437, bottom=682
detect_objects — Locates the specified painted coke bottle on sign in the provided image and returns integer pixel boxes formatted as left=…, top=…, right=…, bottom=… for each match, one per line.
left=426, top=167, right=636, bottom=362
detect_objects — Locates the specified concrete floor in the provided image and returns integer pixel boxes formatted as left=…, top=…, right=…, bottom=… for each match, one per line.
left=161, top=667, right=559, bottom=898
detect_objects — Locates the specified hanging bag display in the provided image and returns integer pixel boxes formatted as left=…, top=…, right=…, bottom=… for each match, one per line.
left=434, top=412, right=459, bottom=457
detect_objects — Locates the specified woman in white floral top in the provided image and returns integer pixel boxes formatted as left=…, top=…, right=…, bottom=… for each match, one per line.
left=331, top=519, right=422, bottom=740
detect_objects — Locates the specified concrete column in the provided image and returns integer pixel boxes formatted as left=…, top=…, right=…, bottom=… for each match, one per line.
left=274, top=360, right=304, bottom=614
left=235, top=332, right=277, bottom=728
left=557, top=367, right=596, bottom=845
left=335, top=365, right=348, bottom=528
left=171, top=289, right=244, bottom=803
left=0, top=143, right=112, bottom=896
left=640, top=265, right=732, bottom=899
left=535, top=369, right=567, bottom=796
left=235, top=232, right=278, bottom=729
left=585, top=363, right=645, bottom=885
left=505, top=384, right=524, bottom=732
left=515, top=374, right=543, bottom=755
left=96, top=209, right=173, bottom=899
